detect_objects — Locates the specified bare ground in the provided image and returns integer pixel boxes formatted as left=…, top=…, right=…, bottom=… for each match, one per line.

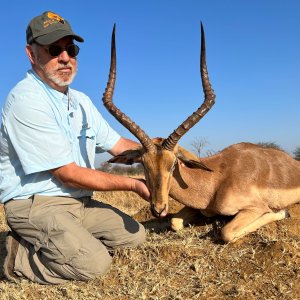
left=1, top=191, right=300, bottom=299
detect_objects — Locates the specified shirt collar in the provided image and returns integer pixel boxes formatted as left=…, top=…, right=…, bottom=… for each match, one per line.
left=28, top=69, right=78, bottom=112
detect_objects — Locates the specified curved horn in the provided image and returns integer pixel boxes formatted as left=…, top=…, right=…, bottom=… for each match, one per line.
left=102, top=24, right=155, bottom=152
left=162, top=22, right=216, bottom=151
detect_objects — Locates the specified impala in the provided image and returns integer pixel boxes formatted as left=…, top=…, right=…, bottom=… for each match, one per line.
left=102, top=24, right=300, bottom=242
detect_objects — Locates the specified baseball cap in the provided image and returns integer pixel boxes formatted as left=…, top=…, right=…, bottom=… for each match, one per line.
left=26, top=11, right=84, bottom=45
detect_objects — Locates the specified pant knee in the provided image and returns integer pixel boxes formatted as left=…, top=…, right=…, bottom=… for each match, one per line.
left=87, top=253, right=112, bottom=279
left=126, top=224, right=146, bottom=248
left=75, top=250, right=113, bottom=280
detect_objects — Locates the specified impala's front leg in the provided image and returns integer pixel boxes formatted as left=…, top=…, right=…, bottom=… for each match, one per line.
left=171, top=206, right=201, bottom=231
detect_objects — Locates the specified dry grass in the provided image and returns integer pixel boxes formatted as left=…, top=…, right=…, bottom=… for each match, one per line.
left=1, top=192, right=300, bottom=299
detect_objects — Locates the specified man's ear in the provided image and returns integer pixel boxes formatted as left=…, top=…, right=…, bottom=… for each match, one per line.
left=177, top=146, right=213, bottom=171
left=108, top=149, right=142, bottom=165
left=26, top=45, right=36, bottom=64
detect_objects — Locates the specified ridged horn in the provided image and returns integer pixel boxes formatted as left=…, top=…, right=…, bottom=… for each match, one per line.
left=102, top=24, right=155, bottom=152
left=162, top=22, right=216, bottom=151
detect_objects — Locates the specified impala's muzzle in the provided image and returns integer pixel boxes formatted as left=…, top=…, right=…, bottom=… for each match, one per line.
left=151, top=203, right=168, bottom=218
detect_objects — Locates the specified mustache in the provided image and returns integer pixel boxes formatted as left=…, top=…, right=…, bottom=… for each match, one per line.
left=57, top=63, right=73, bottom=70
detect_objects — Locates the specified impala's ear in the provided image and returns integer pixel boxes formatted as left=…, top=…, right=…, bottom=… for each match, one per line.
left=108, top=149, right=142, bottom=165
left=177, top=146, right=213, bottom=171
left=179, top=158, right=213, bottom=171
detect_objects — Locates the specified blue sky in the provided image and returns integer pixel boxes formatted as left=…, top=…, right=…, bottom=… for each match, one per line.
left=2, top=1, right=300, bottom=162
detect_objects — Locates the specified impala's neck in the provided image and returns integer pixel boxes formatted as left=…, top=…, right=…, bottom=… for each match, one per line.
left=169, top=162, right=216, bottom=210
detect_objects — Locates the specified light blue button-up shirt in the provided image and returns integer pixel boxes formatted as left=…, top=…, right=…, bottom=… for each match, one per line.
left=0, top=70, right=120, bottom=203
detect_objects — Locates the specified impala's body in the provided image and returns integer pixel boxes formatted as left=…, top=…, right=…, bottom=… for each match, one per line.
left=168, top=142, right=300, bottom=241
left=102, top=24, right=300, bottom=242
left=170, top=142, right=300, bottom=214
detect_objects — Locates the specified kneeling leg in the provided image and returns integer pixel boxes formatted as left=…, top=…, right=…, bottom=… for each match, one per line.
left=15, top=213, right=113, bottom=284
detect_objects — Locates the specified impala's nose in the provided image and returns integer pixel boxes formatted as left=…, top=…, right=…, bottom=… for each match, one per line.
left=151, top=203, right=168, bottom=218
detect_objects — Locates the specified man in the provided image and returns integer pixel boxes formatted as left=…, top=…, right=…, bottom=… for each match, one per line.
left=0, top=11, right=150, bottom=284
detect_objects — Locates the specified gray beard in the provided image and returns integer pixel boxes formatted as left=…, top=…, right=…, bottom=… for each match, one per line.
left=36, top=56, right=77, bottom=88
left=46, top=69, right=77, bottom=87
left=44, top=65, right=77, bottom=87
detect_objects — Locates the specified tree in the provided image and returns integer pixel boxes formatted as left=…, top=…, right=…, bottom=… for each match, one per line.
left=98, top=161, right=144, bottom=176
left=98, top=161, right=112, bottom=172
left=293, top=147, right=300, bottom=161
left=190, top=137, right=209, bottom=158
left=256, top=142, right=285, bottom=152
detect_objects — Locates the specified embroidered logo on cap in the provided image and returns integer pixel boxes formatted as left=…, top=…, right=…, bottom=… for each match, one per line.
left=44, top=12, right=65, bottom=28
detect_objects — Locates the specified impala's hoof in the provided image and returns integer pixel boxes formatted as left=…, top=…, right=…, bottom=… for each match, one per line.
left=170, top=218, right=184, bottom=231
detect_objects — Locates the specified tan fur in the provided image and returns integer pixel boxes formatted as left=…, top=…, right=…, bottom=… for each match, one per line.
left=111, top=141, right=300, bottom=242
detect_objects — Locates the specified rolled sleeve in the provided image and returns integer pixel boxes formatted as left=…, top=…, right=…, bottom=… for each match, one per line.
left=95, top=117, right=121, bottom=153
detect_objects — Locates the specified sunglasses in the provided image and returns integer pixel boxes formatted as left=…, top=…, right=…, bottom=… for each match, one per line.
left=38, top=43, right=80, bottom=58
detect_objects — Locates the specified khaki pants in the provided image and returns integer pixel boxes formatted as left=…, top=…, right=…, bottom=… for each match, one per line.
left=4, top=195, right=146, bottom=284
